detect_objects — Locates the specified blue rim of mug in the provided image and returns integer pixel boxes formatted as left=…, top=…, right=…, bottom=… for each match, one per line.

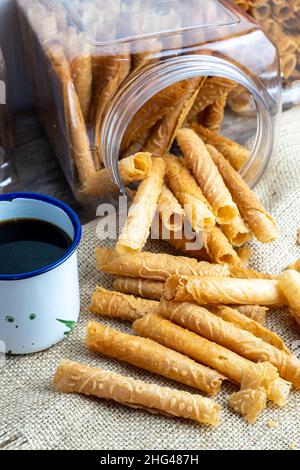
left=0, top=192, right=82, bottom=281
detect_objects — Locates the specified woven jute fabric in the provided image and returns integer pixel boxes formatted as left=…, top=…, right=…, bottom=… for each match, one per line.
left=1, top=107, right=300, bottom=450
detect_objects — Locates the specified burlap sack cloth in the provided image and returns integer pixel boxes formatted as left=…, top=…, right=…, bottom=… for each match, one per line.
left=1, top=106, right=300, bottom=450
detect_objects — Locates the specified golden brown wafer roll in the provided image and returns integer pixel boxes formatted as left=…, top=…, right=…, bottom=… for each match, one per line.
left=54, top=360, right=221, bottom=426
left=81, top=152, right=152, bottom=197
left=158, top=300, right=300, bottom=388
left=281, top=53, right=297, bottom=79
left=164, top=154, right=215, bottom=232
left=90, top=287, right=160, bottom=321
left=222, top=217, right=253, bottom=247
left=133, top=314, right=283, bottom=400
left=121, top=129, right=152, bottom=159
left=236, top=246, right=253, bottom=265
left=164, top=275, right=286, bottom=306
left=159, top=226, right=211, bottom=261
left=278, top=269, right=300, bottom=326
left=116, top=158, right=166, bottom=254
left=204, top=226, right=241, bottom=265
left=188, top=77, right=236, bottom=121
left=191, top=124, right=249, bottom=171
left=272, top=3, right=294, bottom=21
left=207, top=145, right=278, bottom=243
left=86, top=321, right=225, bottom=396
left=210, top=305, right=291, bottom=354
left=176, top=128, right=239, bottom=225
left=158, top=184, right=184, bottom=233
left=95, top=247, right=230, bottom=281
left=288, top=258, right=300, bottom=271
left=121, top=80, right=192, bottom=153
left=229, top=389, right=267, bottom=424
left=113, top=278, right=164, bottom=301
left=235, top=0, right=250, bottom=11
left=233, top=305, right=268, bottom=325
left=251, top=3, right=271, bottom=20
left=143, top=78, right=205, bottom=158
left=229, top=266, right=276, bottom=280
left=201, top=92, right=228, bottom=133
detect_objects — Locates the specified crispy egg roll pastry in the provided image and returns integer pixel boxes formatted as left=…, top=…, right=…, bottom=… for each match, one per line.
left=233, top=305, right=268, bottom=325
left=116, top=158, right=166, bottom=254
left=159, top=226, right=211, bottom=262
left=86, top=321, right=225, bottom=396
left=229, top=266, right=276, bottom=280
left=95, top=247, right=230, bottom=281
left=133, top=314, right=287, bottom=404
left=222, top=216, right=253, bottom=247
left=188, top=77, right=236, bottom=122
left=121, top=129, right=152, bottom=159
left=121, top=80, right=192, bottom=153
left=158, top=184, right=184, bottom=233
left=229, top=388, right=267, bottom=424
left=54, top=360, right=221, bottom=426
left=201, top=92, right=228, bottom=133
left=207, top=145, right=278, bottom=243
left=164, top=275, right=286, bottom=306
left=176, top=128, right=239, bottom=225
left=90, top=287, right=160, bottom=322
left=236, top=246, right=252, bottom=265
left=159, top=300, right=300, bottom=388
left=209, top=305, right=290, bottom=354
left=191, top=123, right=249, bottom=171
left=279, top=269, right=300, bottom=327
left=143, top=78, right=205, bottom=158
left=204, top=226, right=241, bottom=265
left=81, top=152, right=152, bottom=197
left=164, top=154, right=216, bottom=232
left=113, top=277, right=164, bottom=301
left=288, top=258, right=300, bottom=271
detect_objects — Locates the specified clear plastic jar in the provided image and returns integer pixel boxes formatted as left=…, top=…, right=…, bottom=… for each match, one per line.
left=17, top=0, right=281, bottom=204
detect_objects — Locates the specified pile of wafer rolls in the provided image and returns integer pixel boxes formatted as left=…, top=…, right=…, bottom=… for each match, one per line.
left=234, top=0, right=300, bottom=84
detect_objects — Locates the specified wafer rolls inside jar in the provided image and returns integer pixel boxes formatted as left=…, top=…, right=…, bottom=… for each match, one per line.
left=278, top=269, right=300, bottom=327
left=113, top=278, right=165, bottom=301
left=86, top=321, right=225, bottom=396
left=159, top=300, right=300, bottom=388
left=90, top=287, right=160, bottom=321
left=176, top=128, right=239, bottom=225
left=207, top=144, right=278, bottom=243
left=81, top=152, right=152, bottom=197
left=164, top=154, right=215, bottom=232
left=201, top=92, right=228, bottom=133
left=208, top=305, right=290, bottom=353
left=54, top=360, right=221, bottom=426
left=133, top=314, right=286, bottom=402
left=164, top=275, right=286, bottom=306
left=116, top=158, right=166, bottom=254
left=95, top=247, right=230, bottom=281
left=191, top=123, right=249, bottom=170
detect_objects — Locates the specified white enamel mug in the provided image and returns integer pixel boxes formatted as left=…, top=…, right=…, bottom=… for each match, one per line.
left=0, top=193, right=82, bottom=354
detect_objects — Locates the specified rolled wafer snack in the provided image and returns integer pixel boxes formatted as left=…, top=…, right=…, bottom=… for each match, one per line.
left=143, top=78, right=205, bottom=158
left=81, top=152, right=152, bottom=197
left=278, top=269, right=300, bottom=326
left=204, top=227, right=241, bottom=265
left=164, top=154, right=216, bottom=232
left=158, top=300, right=300, bottom=388
left=95, top=247, right=230, bottom=281
left=236, top=246, right=252, bottom=265
left=176, top=128, right=239, bottom=225
left=159, top=225, right=211, bottom=262
left=201, top=92, right=228, bottom=133
left=229, top=266, right=276, bottom=280
left=191, top=123, right=249, bottom=171
left=113, top=278, right=164, bottom=301
left=207, top=145, right=278, bottom=243
left=86, top=321, right=225, bottom=396
left=288, top=258, right=300, bottom=271
left=158, top=184, right=184, bottom=233
left=209, top=305, right=290, bottom=354
left=164, top=275, right=286, bottom=306
left=233, top=305, right=268, bottom=325
left=133, top=314, right=286, bottom=403
left=251, top=2, right=271, bottom=20
left=54, top=360, right=221, bottom=426
left=116, top=158, right=166, bottom=254
left=90, top=287, right=160, bottom=321
left=188, top=77, right=236, bottom=122
left=222, top=216, right=252, bottom=247
left=229, top=388, right=267, bottom=424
